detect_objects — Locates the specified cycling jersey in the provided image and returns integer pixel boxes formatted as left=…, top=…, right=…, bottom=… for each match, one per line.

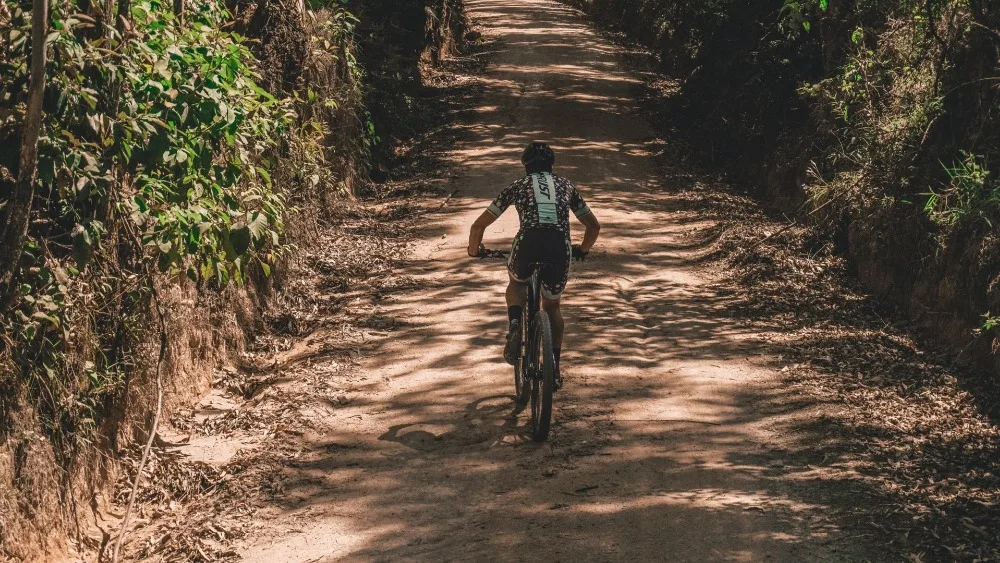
left=487, top=173, right=591, bottom=298
left=486, top=173, right=592, bottom=235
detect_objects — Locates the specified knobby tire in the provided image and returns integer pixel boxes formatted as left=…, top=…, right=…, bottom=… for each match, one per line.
left=530, top=310, right=555, bottom=441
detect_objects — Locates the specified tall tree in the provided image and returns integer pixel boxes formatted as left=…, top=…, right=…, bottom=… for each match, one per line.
left=0, top=0, right=48, bottom=310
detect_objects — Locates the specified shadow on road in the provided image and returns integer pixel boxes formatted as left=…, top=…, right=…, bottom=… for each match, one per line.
left=239, top=1, right=894, bottom=561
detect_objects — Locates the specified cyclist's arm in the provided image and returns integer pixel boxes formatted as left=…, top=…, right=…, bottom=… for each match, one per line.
left=577, top=211, right=601, bottom=253
left=568, top=181, right=599, bottom=252
left=470, top=182, right=516, bottom=256
left=467, top=210, right=498, bottom=257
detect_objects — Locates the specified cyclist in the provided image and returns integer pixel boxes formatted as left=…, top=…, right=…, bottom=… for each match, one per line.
left=466, top=142, right=601, bottom=390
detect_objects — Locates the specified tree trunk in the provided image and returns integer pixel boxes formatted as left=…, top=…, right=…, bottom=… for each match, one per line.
left=0, top=0, right=48, bottom=310
left=104, top=0, right=114, bottom=33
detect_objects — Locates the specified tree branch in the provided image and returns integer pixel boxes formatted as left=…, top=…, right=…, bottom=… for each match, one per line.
left=110, top=283, right=167, bottom=563
left=0, top=0, right=48, bottom=311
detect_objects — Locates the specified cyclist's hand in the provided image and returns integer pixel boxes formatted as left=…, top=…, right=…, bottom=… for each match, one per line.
left=469, top=243, right=485, bottom=258
left=477, top=246, right=507, bottom=259
left=572, top=244, right=588, bottom=261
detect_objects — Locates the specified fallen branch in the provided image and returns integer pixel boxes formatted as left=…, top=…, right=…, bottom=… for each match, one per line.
left=0, top=0, right=47, bottom=310
left=746, top=220, right=799, bottom=252
left=432, top=190, right=456, bottom=212
left=111, top=283, right=167, bottom=563
left=747, top=173, right=866, bottom=251
left=397, top=190, right=456, bottom=219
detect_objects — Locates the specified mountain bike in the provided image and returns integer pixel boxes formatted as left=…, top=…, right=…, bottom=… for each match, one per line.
left=479, top=247, right=555, bottom=441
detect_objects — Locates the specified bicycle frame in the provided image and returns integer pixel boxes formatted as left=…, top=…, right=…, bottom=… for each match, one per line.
left=499, top=256, right=554, bottom=440
left=521, top=264, right=545, bottom=380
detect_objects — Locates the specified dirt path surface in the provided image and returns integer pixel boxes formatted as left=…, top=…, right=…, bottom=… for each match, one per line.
left=233, top=1, right=887, bottom=560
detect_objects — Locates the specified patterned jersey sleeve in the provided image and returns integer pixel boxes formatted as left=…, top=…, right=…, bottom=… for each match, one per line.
left=486, top=180, right=518, bottom=217
left=569, top=182, right=592, bottom=219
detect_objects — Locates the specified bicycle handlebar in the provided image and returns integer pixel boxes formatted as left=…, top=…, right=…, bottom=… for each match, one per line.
left=477, top=245, right=508, bottom=259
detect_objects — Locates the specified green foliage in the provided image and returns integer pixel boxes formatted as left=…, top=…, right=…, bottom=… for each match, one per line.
left=976, top=313, right=1000, bottom=336
left=325, top=5, right=361, bottom=79
left=3, top=0, right=293, bottom=286
left=287, top=2, right=369, bottom=199
left=122, top=1, right=294, bottom=283
left=780, top=0, right=828, bottom=35
left=0, top=0, right=302, bottom=447
left=924, top=152, right=1000, bottom=228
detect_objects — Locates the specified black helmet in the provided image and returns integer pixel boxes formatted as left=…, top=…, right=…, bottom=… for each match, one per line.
left=521, top=142, right=555, bottom=169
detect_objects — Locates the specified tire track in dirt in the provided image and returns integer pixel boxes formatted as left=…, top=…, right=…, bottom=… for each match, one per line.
left=232, top=1, right=893, bottom=561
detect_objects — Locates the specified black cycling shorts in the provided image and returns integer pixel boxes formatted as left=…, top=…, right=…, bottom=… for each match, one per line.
left=508, top=228, right=571, bottom=299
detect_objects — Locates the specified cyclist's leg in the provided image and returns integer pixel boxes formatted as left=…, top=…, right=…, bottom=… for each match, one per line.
left=507, top=230, right=530, bottom=304
left=541, top=294, right=565, bottom=389
left=541, top=296, right=564, bottom=349
left=504, top=231, right=531, bottom=365
left=538, top=231, right=570, bottom=387
left=506, top=278, right=526, bottom=309
left=502, top=278, right=528, bottom=366
left=537, top=230, right=569, bottom=349
left=507, top=230, right=529, bottom=310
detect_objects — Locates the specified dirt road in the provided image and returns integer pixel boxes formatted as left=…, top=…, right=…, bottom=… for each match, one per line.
left=235, top=1, right=884, bottom=560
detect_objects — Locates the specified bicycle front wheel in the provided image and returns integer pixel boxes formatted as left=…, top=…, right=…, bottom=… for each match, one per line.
left=529, top=310, right=555, bottom=441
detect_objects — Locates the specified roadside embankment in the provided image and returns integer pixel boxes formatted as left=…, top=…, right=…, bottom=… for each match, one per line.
left=566, top=0, right=1000, bottom=381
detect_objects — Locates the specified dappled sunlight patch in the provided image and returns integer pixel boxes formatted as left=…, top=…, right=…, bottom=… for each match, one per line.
left=609, top=387, right=741, bottom=426
left=566, top=487, right=827, bottom=515
left=241, top=516, right=397, bottom=562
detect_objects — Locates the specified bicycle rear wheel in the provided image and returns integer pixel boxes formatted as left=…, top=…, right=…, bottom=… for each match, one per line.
left=529, top=310, right=555, bottom=441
